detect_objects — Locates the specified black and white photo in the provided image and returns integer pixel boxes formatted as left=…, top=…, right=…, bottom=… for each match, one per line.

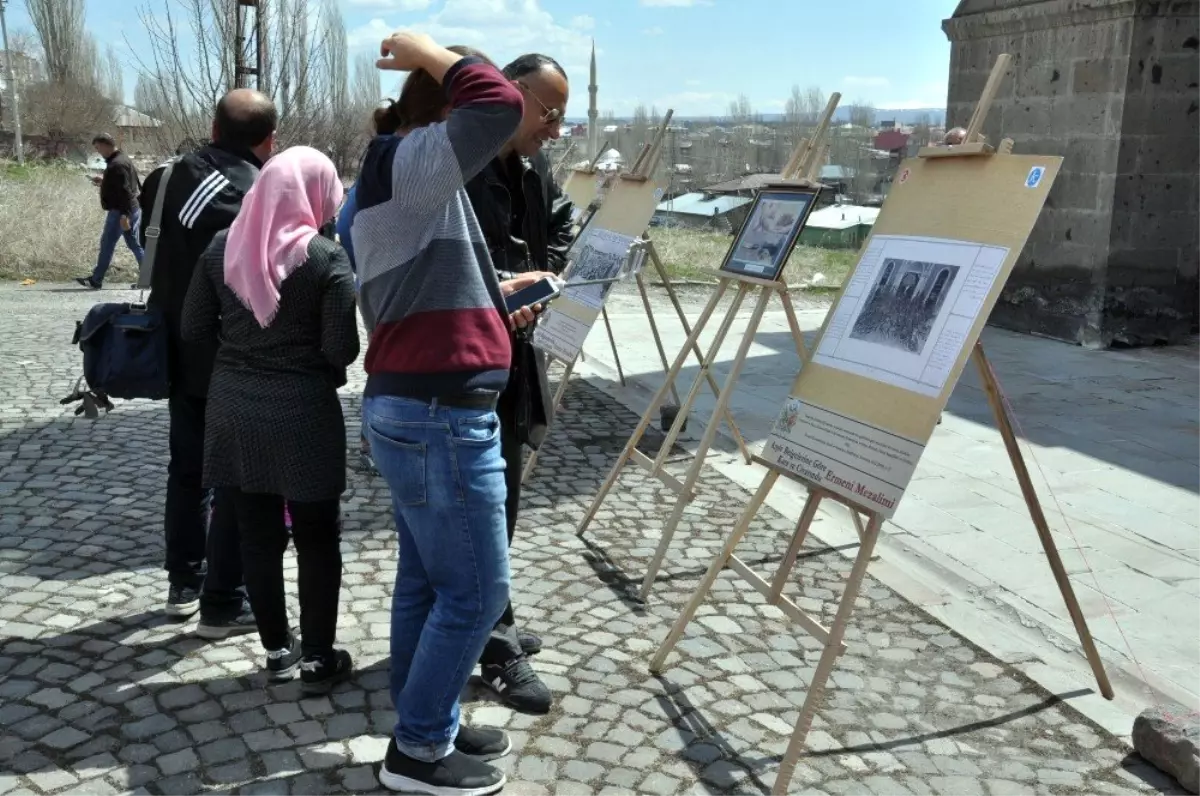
left=850, top=258, right=961, bottom=354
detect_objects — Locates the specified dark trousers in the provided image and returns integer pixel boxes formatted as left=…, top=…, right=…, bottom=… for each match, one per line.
left=164, top=393, right=244, bottom=618
left=230, top=489, right=343, bottom=657
left=479, top=408, right=524, bottom=666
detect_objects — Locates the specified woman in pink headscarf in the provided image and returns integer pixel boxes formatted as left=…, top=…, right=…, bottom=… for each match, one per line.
left=182, top=145, right=359, bottom=694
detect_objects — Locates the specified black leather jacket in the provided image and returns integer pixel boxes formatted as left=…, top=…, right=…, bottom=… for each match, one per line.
left=464, top=150, right=574, bottom=278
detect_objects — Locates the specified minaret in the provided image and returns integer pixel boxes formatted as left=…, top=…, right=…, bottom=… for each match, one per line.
left=587, top=40, right=599, bottom=160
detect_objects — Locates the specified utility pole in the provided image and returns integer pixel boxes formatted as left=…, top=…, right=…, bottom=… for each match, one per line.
left=232, top=0, right=267, bottom=93
left=0, top=0, right=26, bottom=164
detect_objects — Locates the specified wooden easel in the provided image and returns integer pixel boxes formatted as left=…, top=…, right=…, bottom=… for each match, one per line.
left=648, top=55, right=1114, bottom=796
left=575, top=94, right=844, bottom=600
left=524, top=113, right=752, bottom=482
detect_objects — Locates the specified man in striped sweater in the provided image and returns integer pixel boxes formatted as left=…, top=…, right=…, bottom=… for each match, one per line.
left=354, top=33, right=556, bottom=795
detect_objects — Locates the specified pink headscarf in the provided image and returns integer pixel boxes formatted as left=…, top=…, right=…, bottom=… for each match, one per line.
left=224, top=146, right=344, bottom=328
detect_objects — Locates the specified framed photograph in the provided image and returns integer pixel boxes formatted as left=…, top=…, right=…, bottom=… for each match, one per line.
left=718, top=186, right=819, bottom=282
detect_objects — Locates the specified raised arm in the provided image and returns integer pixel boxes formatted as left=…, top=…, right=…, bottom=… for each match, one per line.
left=319, top=246, right=361, bottom=369
left=373, top=32, right=523, bottom=214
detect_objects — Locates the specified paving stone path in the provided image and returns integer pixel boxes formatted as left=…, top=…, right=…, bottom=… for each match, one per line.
left=0, top=286, right=1185, bottom=795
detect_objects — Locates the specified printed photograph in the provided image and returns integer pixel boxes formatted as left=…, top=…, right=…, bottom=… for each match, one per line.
left=721, top=190, right=815, bottom=281
left=849, top=258, right=961, bottom=354
left=568, top=238, right=626, bottom=307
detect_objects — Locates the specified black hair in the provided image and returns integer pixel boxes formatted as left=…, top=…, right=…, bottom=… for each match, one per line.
left=214, top=91, right=278, bottom=150
left=92, top=133, right=116, bottom=147
left=374, top=45, right=494, bottom=135
left=503, top=53, right=567, bottom=81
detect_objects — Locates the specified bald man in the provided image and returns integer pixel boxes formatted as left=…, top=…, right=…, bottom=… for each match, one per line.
left=139, top=88, right=278, bottom=635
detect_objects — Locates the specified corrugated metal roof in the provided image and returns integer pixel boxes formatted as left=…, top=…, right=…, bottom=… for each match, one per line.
left=656, top=192, right=752, bottom=217
left=703, top=173, right=781, bottom=193
left=806, top=204, right=879, bottom=230
left=819, top=164, right=857, bottom=181
left=114, top=105, right=162, bottom=128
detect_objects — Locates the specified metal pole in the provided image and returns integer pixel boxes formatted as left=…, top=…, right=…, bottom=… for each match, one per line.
left=0, top=0, right=26, bottom=165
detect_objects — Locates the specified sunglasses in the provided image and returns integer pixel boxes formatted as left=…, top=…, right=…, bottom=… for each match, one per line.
left=517, top=81, right=562, bottom=124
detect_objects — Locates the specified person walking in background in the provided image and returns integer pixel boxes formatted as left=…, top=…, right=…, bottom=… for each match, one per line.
left=181, top=146, right=358, bottom=693
left=355, top=31, right=555, bottom=795
left=462, top=51, right=574, bottom=715
left=140, top=89, right=277, bottom=637
left=76, top=134, right=144, bottom=289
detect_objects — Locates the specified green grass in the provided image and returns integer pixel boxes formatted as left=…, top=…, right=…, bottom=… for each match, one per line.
left=648, top=226, right=858, bottom=288
left=0, top=161, right=137, bottom=283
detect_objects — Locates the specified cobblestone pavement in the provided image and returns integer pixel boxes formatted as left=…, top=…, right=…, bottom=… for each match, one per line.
left=0, top=285, right=1185, bottom=796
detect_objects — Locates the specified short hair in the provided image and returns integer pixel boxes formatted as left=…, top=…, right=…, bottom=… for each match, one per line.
left=503, top=53, right=567, bottom=81
left=214, top=91, right=278, bottom=150
left=92, top=133, right=115, bottom=147
left=374, top=45, right=494, bottom=135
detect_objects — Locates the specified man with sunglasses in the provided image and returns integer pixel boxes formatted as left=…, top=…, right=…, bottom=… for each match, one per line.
left=462, top=52, right=574, bottom=716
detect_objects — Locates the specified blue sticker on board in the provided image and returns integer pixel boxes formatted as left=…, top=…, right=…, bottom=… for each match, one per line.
left=654, top=187, right=665, bottom=201
left=1025, top=166, right=1045, bottom=189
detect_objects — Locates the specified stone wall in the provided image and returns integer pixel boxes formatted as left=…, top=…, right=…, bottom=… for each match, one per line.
left=943, top=0, right=1199, bottom=347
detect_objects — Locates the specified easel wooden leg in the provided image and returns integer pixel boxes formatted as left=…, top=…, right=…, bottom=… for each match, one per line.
left=773, top=513, right=884, bottom=796
left=600, top=305, right=625, bottom=387
left=576, top=282, right=730, bottom=538
left=649, top=470, right=781, bottom=673
left=653, top=283, right=751, bottom=472
left=778, top=289, right=809, bottom=361
left=972, top=343, right=1114, bottom=700
left=635, top=271, right=681, bottom=406
left=768, top=490, right=823, bottom=603
left=649, top=244, right=752, bottom=463
left=640, top=288, right=774, bottom=601
left=521, top=358, right=577, bottom=484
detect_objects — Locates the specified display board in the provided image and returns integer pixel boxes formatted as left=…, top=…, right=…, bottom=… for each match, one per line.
left=760, top=153, right=1062, bottom=516
left=561, top=167, right=615, bottom=226
left=534, top=177, right=664, bottom=361
left=718, top=186, right=818, bottom=282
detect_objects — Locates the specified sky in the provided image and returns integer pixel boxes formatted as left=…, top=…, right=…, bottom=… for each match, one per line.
left=6, top=0, right=958, bottom=117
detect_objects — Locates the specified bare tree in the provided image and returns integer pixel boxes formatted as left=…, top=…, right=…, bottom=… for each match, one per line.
left=350, top=53, right=380, bottom=109
left=103, top=45, right=124, bottom=104
left=132, top=0, right=334, bottom=151
left=727, top=94, right=754, bottom=124
left=22, top=81, right=113, bottom=143
left=911, top=111, right=933, bottom=147
left=847, top=99, right=875, bottom=129
left=25, top=0, right=86, bottom=84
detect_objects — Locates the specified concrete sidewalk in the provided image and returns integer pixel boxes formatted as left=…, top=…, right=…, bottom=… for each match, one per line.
left=568, top=286, right=1200, bottom=733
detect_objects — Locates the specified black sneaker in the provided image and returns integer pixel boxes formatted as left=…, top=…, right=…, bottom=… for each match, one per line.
left=481, top=656, right=552, bottom=714
left=266, top=634, right=301, bottom=682
left=379, top=738, right=505, bottom=796
left=454, top=725, right=511, bottom=762
left=74, top=276, right=101, bottom=290
left=299, top=649, right=353, bottom=695
left=517, top=632, right=542, bottom=657
left=164, top=585, right=200, bottom=618
left=195, top=602, right=257, bottom=640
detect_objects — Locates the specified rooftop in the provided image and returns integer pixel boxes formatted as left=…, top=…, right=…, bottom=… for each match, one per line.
left=655, top=191, right=752, bottom=217
left=805, top=204, right=879, bottom=230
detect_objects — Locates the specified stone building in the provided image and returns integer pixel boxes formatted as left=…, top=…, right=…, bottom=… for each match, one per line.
left=943, top=0, right=1199, bottom=347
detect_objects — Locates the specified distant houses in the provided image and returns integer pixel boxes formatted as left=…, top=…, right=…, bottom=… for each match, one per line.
left=652, top=192, right=752, bottom=231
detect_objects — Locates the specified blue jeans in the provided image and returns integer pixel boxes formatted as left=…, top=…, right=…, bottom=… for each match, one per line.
left=364, top=395, right=510, bottom=763
left=92, top=208, right=145, bottom=285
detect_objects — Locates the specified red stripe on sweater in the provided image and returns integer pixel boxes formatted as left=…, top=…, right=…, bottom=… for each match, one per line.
left=445, top=59, right=524, bottom=116
left=365, top=309, right=512, bottom=375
